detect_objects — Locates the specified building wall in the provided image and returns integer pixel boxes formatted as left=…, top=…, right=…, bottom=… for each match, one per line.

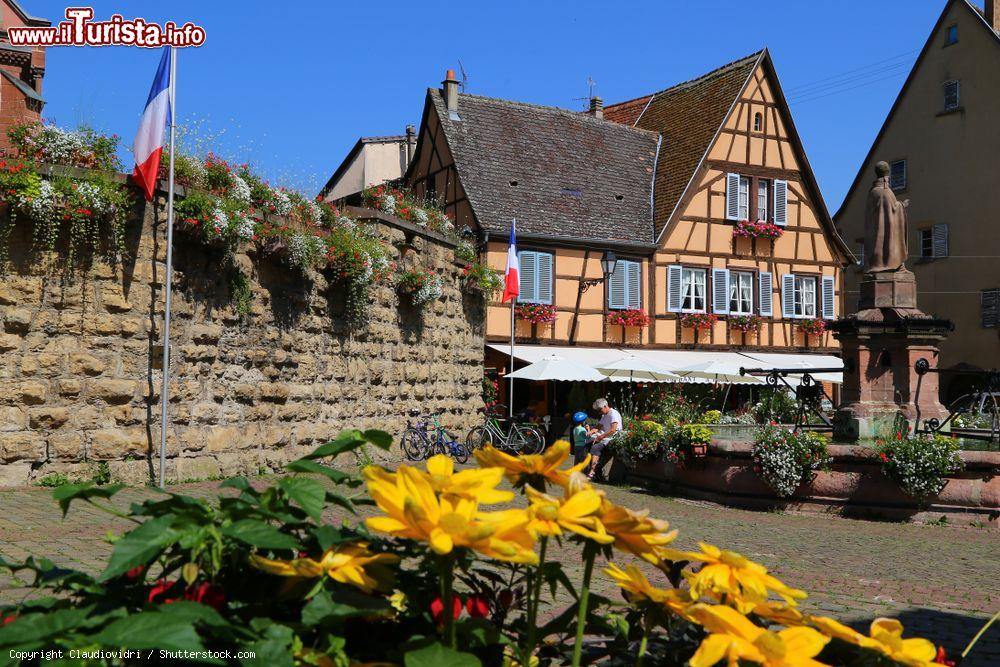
left=326, top=140, right=408, bottom=201
left=0, top=1, right=46, bottom=152
left=481, top=64, right=845, bottom=352
left=835, top=0, right=1000, bottom=378
left=0, top=182, right=484, bottom=487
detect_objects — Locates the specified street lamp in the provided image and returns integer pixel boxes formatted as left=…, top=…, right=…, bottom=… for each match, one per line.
left=580, top=251, right=618, bottom=292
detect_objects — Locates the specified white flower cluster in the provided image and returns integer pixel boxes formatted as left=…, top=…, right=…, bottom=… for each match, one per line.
left=413, top=208, right=428, bottom=226
left=233, top=212, right=255, bottom=241
left=411, top=274, right=443, bottom=306
left=271, top=189, right=292, bottom=217
left=379, top=192, right=397, bottom=215
left=229, top=174, right=252, bottom=206
left=211, top=204, right=228, bottom=236
left=752, top=444, right=803, bottom=498
left=16, top=180, right=56, bottom=220
left=29, top=126, right=86, bottom=164
left=370, top=252, right=390, bottom=277
left=287, top=234, right=324, bottom=270
left=306, top=200, right=324, bottom=226
left=337, top=215, right=355, bottom=230
left=75, top=182, right=115, bottom=218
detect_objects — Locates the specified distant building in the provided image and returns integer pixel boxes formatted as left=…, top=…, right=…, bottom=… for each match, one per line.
left=0, top=0, right=48, bottom=151
left=834, top=0, right=1000, bottom=395
left=319, top=127, right=416, bottom=202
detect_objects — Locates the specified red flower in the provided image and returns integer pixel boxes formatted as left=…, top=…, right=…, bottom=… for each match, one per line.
left=879, top=452, right=890, bottom=463
left=184, top=581, right=226, bottom=610
left=2, top=615, right=16, bottom=626
left=465, top=595, right=490, bottom=619
left=430, top=595, right=462, bottom=624
left=934, top=647, right=956, bottom=666
left=125, top=566, right=145, bottom=580
left=148, top=579, right=180, bottom=604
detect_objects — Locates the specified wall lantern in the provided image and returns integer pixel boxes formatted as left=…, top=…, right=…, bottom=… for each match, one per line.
left=580, top=251, right=618, bottom=293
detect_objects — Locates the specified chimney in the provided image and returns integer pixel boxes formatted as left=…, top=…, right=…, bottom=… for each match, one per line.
left=405, top=124, right=416, bottom=164
left=588, top=96, right=604, bottom=120
left=443, top=69, right=459, bottom=114
left=987, top=0, right=1000, bottom=32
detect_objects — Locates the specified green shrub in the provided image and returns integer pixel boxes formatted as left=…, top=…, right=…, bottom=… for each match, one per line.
left=874, top=434, right=964, bottom=499
left=698, top=410, right=722, bottom=424
left=611, top=419, right=665, bottom=467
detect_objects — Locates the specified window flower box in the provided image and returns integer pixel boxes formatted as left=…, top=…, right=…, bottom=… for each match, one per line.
left=462, top=262, right=503, bottom=300
left=733, top=219, right=783, bottom=240
left=795, top=318, right=828, bottom=337
left=606, top=308, right=651, bottom=328
left=728, top=314, right=762, bottom=335
left=397, top=269, right=442, bottom=307
left=679, top=312, right=718, bottom=331
left=514, top=303, right=557, bottom=325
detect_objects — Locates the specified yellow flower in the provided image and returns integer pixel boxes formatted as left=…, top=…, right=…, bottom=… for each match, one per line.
left=423, top=454, right=515, bottom=504
left=604, top=562, right=694, bottom=618
left=473, top=440, right=589, bottom=488
left=524, top=484, right=613, bottom=544
left=688, top=603, right=830, bottom=667
left=664, top=542, right=807, bottom=613
left=598, top=500, right=678, bottom=564
left=389, top=589, right=408, bottom=613
left=753, top=601, right=805, bottom=626
left=364, top=463, right=537, bottom=564
left=248, top=542, right=399, bottom=594
left=809, top=616, right=937, bottom=667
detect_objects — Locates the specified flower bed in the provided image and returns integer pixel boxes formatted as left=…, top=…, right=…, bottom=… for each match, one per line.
left=679, top=312, right=718, bottom=331
left=752, top=424, right=831, bottom=497
left=796, top=318, right=828, bottom=336
left=606, top=308, right=651, bottom=328
left=515, top=302, right=557, bottom=325
left=0, top=430, right=977, bottom=666
left=733, top=219, right=784, bottom=240
left=728, top=313, right=762, bottom=335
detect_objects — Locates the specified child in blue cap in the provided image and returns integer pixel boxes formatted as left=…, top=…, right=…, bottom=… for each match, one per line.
left=571, top=411, right=590, bottom=465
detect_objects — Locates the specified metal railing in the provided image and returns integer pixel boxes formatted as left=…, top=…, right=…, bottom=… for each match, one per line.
left=913, top=359, right=1000, bottom=442
left=739, top=366, right=842, bottom=432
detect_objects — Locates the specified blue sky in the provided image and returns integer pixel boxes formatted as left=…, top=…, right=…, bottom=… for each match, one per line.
left=31, top=0, right=947, bottom=209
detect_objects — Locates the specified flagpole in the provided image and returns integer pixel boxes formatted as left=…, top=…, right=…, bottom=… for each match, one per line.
left=509, top=294, right=515, bottom=420
left=158, top=47, right=177, bottom=489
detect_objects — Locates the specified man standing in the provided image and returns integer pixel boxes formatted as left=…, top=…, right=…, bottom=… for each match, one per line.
left=587, top=397, right=622, bottom=481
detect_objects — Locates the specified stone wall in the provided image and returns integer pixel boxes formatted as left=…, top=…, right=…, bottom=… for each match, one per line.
left=0, top=190, right=485, bottom=486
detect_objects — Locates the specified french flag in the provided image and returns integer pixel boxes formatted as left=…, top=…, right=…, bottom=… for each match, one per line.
left=502, top=219, right=519, bottom=302
left=132, top=47, right=172, bottom=201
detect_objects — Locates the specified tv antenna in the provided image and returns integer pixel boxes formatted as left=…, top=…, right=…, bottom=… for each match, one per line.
left=458, top=60, right=469, bottom=92
left=572, top=76, right=597, bottom=109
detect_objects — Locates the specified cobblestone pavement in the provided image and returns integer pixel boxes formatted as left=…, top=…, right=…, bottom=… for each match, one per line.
left=1, top=478, right=997, bottom=665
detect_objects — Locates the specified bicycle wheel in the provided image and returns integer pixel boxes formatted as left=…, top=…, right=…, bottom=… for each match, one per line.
left=466, top=425, right=493, bottom=451
left=523, top=425, right=546, bottom=454
left=450, top=438, right=470, bottom=464
left=401, top=428, right=429, bottom=461
left=509, top=424, right=544, bottom=454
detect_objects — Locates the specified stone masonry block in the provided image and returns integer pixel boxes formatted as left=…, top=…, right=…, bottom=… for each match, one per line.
left=89, top=378, right=137, bottom=404
left=70, top=352, right=106, bottom=376
left=0, top=431, right=45, bottom=463
left=88, top=428, right=147, bottom=460
left=28, top=407, right=70, bottom=429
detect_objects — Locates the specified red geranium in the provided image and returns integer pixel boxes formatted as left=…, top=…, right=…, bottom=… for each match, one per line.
left=465, top=595, right=490, bottom=619
left=606, top=308, right=651, bottom=328
left=430, top=595, right=462, bottom=624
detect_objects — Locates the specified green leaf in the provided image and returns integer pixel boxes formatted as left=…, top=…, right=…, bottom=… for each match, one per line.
left=312, top=525, right=343, bottom=551
left=51, top=483, right=125, bottom=517
left=95, top=611, right=210, bottom=655
left=302, top=429, right=391, bottom=461
left=240, top=622, right=295, bottom=667
left=154, top=600, right=230, bottom=629
left=98, top=515, right=178, bottom=582
left=222, top=519, right=300, bottom=550
left=404, top=642, right=482, bottom=667
left=0, top=606, right=94, bottom=649
left=284, top=459, right=359, bottom=486
left=301, top=589, right=390, bottom=625
left=362, top=429, right=393, bottom=450
left=323, top=490, right=356, bottom=514
left=278, top=477, right=325, bottom=522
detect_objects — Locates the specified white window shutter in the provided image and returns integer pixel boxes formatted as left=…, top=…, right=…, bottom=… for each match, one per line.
left=536, top=253, right=553, bottom=304
left=667, top=265, right=683, bottom=313
left=518, top=251, right=537, bottom=303
left=821, top=276, right=836, bottom=319
left=774, top=180, right=788, bottom=226
left=712, top=268, right=730, bottom=315
left=781, top=274, right=796, bottom=319
left=726, top=173, right=740, bottom=220
left=933, top=223, right=949, bottom=258
left=759, top=272, right=773, bottom=316
left=626, top=261, right=642, bottom=308
left=608, top=263, right=627, bottom=310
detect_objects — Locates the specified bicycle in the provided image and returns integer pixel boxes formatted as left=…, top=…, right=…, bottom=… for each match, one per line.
left=465, top=404, right=545, bottom=455
left=401, top=410, right=469, bottom=463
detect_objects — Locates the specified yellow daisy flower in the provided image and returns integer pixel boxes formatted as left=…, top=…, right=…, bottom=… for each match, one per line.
left=473, top=440, right=589, bottom=489
left=248, top=541, right=399, bottom=594
left=688, top=603, right=830, bottom=667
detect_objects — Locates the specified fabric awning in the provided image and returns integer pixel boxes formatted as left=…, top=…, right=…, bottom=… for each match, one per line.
left=487, top=344, right=843, bottom=384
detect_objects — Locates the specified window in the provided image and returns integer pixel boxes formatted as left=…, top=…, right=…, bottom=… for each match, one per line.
left=729, top=271, right=754, bottom=315
left=607, top=259, right=642, bottom=310
left=794, top=276, right=817, bottom=318
left=920, top=229, right=933, bottom=258
left=753, top=112, right=763, bottom=132
left=737, top=176, right=750, bottom=220
left=516, top=250, right=553, bottom=304
left=889, top=159, right=907, bottom=191
left=943, top=80, right=960, bottom=111
left=982, top=288, right=999, bottom=328
left=681, top=267, right=707, bottom=312
left=945, top=24, right=958, bottom=46
left=757, top=179, right=770, bottom=221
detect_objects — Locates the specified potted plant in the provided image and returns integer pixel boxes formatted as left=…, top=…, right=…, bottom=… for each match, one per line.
left=397, top=268, right=443, bottom=307
left=733, top=219, right=784, bottom=240
left=728, top=314, right=762, bottom=337
left=606, top=308, right=651, bottom=328
left=514, top=303, right=557, bottom=325
left=795, top=318, right=828, bottom=337
left=679, top=312, right=718, bottom=331
left=462, top=262, right=503, bottom=300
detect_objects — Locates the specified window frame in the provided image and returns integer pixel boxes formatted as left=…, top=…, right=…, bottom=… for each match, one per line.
left=680, top=266, right=708, bottom=313
left=515, top=249, right=555, bottom=305
left=919, top=228, right=934, bottom=259
left=889, top=159, right=907, bottom=191
left=756, top=178, right=770, bottom=222
left=729, top=270, right=755, bottom=315
left=793, top=275, right=818, bottom=319
left=943, top=80, right=961, bottom=111
left=737, top=176, right=750, bottom=221
left=607, top=257, right=643, bottom=311
left=945, top=23, right=958, bottom=46
left=753, top=112, right=763, bottom=132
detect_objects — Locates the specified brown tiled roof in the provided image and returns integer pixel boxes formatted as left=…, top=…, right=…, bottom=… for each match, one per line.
left=428, top=89, right=659, bottom=244
left=605, top=51, right=762, bottom=238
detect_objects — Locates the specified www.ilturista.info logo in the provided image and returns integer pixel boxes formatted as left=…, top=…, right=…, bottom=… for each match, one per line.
left=8, top=7, right=206, bottom=48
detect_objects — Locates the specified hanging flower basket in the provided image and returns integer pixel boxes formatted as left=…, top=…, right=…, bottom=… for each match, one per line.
left=462, top=263, right=503, bottom=300
left=606, top=308, right=651, bottom=328
left=728, top=314, right=762, bottom=335
left=679, top=313, right=718, bottom=331
left=796, top=318, right=828, bottom=337
left=514, top=303, right=557, bottom=325
left=733, top=219, right=783, bottom=240
left=397, top=269, right=443, bottom=307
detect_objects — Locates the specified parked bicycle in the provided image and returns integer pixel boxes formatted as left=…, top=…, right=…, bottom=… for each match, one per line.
left=401, top=410, right=469, bottom=463
left=465, top=404, right=545, bottom=455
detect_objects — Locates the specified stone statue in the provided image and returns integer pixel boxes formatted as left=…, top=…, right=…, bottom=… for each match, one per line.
left=863, top=161, right=909, bottom=273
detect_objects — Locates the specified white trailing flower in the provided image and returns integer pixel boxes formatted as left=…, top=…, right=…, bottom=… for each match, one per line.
left=211, top=204, right=228, bottom=236
left=306, top=200, right=323, bottom=226
left=16, top=179, right=57, bottom=219
left=74, top=182, right=115, bottom=217
left=271, top=188, right=293, bottom=216
left=287, top=234, right=324, bottom=270
left=30, top=126, right=86, bottom=164
left=233, top=212, right=255, bottom=241
left=413, top=208, right=428, bottom=226
left=379, top=192, right=396, bottom=215
left=411, top=274, right=443, bottom=306
left=337, top=215, right=355, bottom=230
left=229, top=174, right=252, bottom=206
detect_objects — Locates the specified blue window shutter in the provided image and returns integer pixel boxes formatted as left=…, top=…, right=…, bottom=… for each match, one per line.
left=667, top=265, right=683, bottom=313
left=712, top=268, right=730, bottom=315
left=781, top=274, right=796, bottom=319
left=821, top=276, right=836, bottom=319
left=517, top=251, right=536, bottom=303
left=608, top=262, right=627, bottom=309
left=536, top=253, right=553, bottom=304
left=725, top=173, right=740, bottom=220
left=759, top=272, right=773, bottom=316
left=626, top=261, right=642, bottom=308
left=774, top=180, right=788, bottom=226
left=933, top=223, right=949, bottom=258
